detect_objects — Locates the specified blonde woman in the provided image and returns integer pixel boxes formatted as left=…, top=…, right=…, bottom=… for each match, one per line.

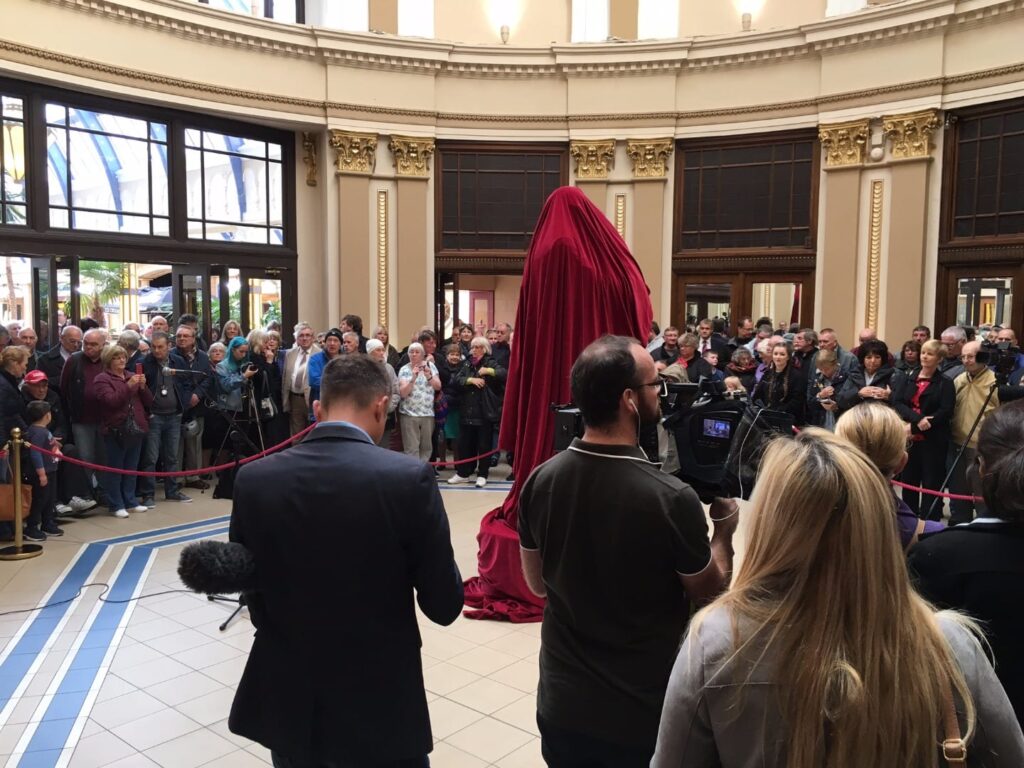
left=653, top=428, right=1024, bottom=768
left=836, top=402, right=943, bottom=552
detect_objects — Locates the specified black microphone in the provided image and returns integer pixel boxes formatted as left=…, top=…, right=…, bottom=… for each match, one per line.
left=177, top=540, right=257, bottom=594
left=163, top=366, right=209, bottom=376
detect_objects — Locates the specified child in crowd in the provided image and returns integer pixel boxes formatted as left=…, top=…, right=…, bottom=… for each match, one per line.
left=702, top=350, right=726, bottom=383
left=724, top=376, right=745, bottom=394
left=23, top=400, right=63, bottom=542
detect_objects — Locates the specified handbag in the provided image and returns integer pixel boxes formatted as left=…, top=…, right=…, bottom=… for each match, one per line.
left=115, top=400, right=146, bottom=443
left=258, top=371, right=279, bottom=421
left=0, top=482, right=32, bottom=522
left=941, top=674, right=967, bottom=766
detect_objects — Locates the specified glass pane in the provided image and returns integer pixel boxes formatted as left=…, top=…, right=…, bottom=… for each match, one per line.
left=203, top=131, right=266, bottom=158
left=45, top=104, right=67, bottom=125
left=33, top=265, right=49, bottom=343
left=150, top=123, right=168, bottom=143
left=46, top=127, right=70, bottom=206
left=2, top=119, right=27, bottom=202
left=1, top=95, right=23, bottom=113
left=71, top=211, right=151, bottom=234
left=203, top=153, right=243, bottom=223
left=3, top=203, right=25, bottom=224
left=242, top=158, right=268, bottom=224
left=205, top=223, right=269, bottom=243
left=49, top=208, right=69, bottom=228
left=185, top=128, right=202, bottom=148
left=69, top=132, right=153, bottom=215
left=268, top=143, right=282, bottom=161
left=683, top=283, right=731, bottom=329
left=151, top=144, right=169, bottom=216
left=185, top=148, right=203, bottom=219
left=249, top=277, right=282, bottom=328
left=269, top=161, right=283, bottom=226
left=956, top=277, right=1013, bottom=327
left=68, top=108, right=148, bottom=140
left=751, top=283, right=801, bottom=329
left=153, top=217, right=170, bottom=237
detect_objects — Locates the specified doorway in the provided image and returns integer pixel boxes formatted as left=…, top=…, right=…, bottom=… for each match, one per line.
left=673, top=270, right=815, bottom=335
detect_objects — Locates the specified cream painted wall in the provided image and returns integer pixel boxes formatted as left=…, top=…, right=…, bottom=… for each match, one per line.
left=457, top=275, right=523, bottom=327
left=435, top=0, right=571, bottom=46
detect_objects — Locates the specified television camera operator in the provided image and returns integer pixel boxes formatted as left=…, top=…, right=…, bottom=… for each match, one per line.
left=982, top=327, right=1024, bottom=402
left=518, top=335, right=737, bottom=764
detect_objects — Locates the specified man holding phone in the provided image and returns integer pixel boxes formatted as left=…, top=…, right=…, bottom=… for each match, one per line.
left=138, top=331, right=193, bottom=506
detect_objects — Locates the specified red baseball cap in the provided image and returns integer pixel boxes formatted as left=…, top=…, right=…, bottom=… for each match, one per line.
left=23, top=370, right=48, bottom=385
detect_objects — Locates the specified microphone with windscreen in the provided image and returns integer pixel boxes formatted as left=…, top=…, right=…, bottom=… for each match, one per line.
left=178, top=540, right=257, bottom=595
left=163, top=366, right=209, bottom=376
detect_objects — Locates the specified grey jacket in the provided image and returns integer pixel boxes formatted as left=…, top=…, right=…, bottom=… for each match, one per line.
left=653, top=607, right=1024, bottom=767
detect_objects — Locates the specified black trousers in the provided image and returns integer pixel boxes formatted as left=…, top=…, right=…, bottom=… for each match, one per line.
left=537, top=714, right=654, bottom=768
left=58, top=444, right=94, bottom=503
left=271, top=752, right=428, bottom=768
left=456, top=421, right=494, bottom=479
left=26, top=472, right=57, bottom=531
left=901, top=436, right=948, bottom=519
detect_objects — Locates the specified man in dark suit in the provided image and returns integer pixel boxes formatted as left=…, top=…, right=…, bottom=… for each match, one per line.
left=37, top=324, right=82, bottom=392
left=695, top=318, right=730, bottom=370
left=228, top=354, right=464, bottom=768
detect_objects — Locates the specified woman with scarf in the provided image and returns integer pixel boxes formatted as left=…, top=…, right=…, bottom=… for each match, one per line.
left=216, top=336, right=259, bottom=415
left=446, top=336, right=506, bottom=488
left=725, top=347, right=758, bottom=393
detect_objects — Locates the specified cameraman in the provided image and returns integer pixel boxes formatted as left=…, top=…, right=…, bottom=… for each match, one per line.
left=214, top=337, right=258, bottom=414
left=948, top=341, right=1000, bottom=524
left=991, top=328, right=1024, bottom=402
left=518, top=335, right=737, bottom=764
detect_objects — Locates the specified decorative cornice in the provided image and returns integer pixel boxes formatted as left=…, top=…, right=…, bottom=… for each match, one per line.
left=673, top=252, right=817, bottom=274
left=626, top=139, right=673, bottom=179
left=388, top=136, right=434, bottom=177
left=882, top=109, right=942, bottom=159
left=328, top=130, right=378, bottom=175
left=301, top=132, right=318, bottom=186
left=570, top=140, right=615, bottom=180
left=819, top=119, right=870, bottom=167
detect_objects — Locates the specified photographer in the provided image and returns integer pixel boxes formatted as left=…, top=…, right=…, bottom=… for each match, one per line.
left=245, top=330, right=288, bottom=447
left=398, top=342, right=440, bottom=463
left=805, top=349, right=846, bottom=430
left=446, top=337, right=506, bottom=488
left=215, top=337, right=259, bottom=414
left=518, top=335, right=736, bottom=763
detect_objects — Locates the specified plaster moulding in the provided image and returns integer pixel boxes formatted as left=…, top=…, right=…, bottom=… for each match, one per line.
left=388, top=136, right=435, bottom=178
left=626, top=139, right=673, bottom=179
left=328, top=130, right=378, bottom=175
left=819, top=119, right=870, bottom=167
left=570, top=140, right=616, bottom=180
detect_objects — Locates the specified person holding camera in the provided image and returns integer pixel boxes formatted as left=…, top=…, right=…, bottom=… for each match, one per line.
left=518, top=335, right=736, bottom=764
left=92, top=345, right=153, bottom=519
left=805, top=349, right=847, bottom=430
left=215, top=337, right=259, bottom=415
left=245, top=330, right=288, bottom=447
left=910, top=399, right=1024, bottom=726
left=398, top=342, right=441, bottom=463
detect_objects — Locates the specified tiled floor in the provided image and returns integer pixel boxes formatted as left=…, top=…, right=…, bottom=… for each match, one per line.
left=0, top=469, right=554, bottom=767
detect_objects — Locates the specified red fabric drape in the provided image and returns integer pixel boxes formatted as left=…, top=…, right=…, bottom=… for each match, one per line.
left=463, top=186, right=654, bottom=622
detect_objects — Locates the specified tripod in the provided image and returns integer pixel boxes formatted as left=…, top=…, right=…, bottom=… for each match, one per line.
left=925, top=378, right=998, bottom=521
left=207, top=593, right=247, bottom=631
left=208, top=380, right=266, bottom=469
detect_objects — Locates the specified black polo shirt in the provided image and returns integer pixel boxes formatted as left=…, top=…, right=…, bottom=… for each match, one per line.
left=519, top=438, right=711, bottom=748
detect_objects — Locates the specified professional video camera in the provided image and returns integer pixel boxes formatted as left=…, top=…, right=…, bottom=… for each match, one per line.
left=980, top=340, right=1023, bottom=382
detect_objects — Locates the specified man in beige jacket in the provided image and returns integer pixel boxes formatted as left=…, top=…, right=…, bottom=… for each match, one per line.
left=281, top=322, right=320, bottom=436
left=949, top=340, right=999, bottom=524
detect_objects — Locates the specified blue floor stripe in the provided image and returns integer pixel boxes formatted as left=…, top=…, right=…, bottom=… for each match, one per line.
left=21, top=547, right=154, bottom=764
left=0, top=544, right=106, bottom=713
left=141, top=526, right=230, bottom=549
left=95, top=515, right=231, bottom=546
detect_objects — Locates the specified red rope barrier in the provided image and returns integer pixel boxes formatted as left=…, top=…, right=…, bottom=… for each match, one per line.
left=890, top=479, right=982, bottom=502
left=26, top=423, right=316, bottom=477
left=24, top=425, right=500, bottom=476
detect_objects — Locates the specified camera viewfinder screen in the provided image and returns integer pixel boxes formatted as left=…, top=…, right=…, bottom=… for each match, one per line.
left=702, top=419, right=731, bottom=439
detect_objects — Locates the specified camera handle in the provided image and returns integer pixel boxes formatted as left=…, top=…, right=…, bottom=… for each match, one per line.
left=924, top=379, right=998, bottom=521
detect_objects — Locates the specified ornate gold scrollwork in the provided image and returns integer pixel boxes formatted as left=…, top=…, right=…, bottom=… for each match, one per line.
left=626, top=139, right=673, bottom=179
left=301, top=132, right=318, bottom=186
left=570, top=140, right=615, bottom=180
left=866, top=180, right=883, bottom=329
left=388, top=136, right=435, bottom=178
left=818, top=120, right=870, bottom=167
left=328, top=130, right=378, bottom=175
left=377, top=190, right=388, bottom=328
left=882, top=109, right=941, bottom=159
left=615, top=193, right=626, bottom=238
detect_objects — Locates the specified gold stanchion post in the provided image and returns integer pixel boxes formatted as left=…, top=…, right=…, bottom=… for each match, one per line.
left=0, top=428, right=44, bottom=560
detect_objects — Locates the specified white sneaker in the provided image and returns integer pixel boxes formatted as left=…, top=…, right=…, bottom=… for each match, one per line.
left=129, top=505, right=148, bottom=514
left=475, top=477, right=488, bottom=488
left=55, top=503, right=73, bottom=515
left=69, top=496, right=98, bottom=513
left=111, top=508, right=129, bottom=519
left=447, top=474, right=470, bottom=485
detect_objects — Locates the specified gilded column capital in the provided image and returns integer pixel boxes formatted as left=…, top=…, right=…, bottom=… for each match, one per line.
left=328, top=130, right=378, bottom=175
left=882, top=110, right=941, bottom=160
left=626, top=139, right=673, bottom=179
left=818, top=120, right=870, bottom=167
left=570, top=140, right=615, bottom=180
left=301, top=132, right=318, bottom=186
left=388, top=136, right=435, bottom=178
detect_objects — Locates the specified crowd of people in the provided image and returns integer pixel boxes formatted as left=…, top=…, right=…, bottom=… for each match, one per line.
left=648, top=315, right=1024, bottom=523
left=0, top=312, right=517, bottom=542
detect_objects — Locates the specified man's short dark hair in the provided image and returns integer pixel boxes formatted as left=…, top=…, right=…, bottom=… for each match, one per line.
left=650, top=321, right=661, bottom=336
left=342, top=314, right=364, bottom=335
left=151, top=331, right=171, bottom=346
left=800, top=329, right=818, bottom=346
left=320, top=355, right=389, bottom=411
left=26, top=400, right=52, bottom=424
left=571, top=335, right=640, bottom=430
left=179, top=313, right=198, bottom=326
left=914, top=325, right=931, bottom=337
left=712, top=318, right=726, bottom=334
left=418, top=330, right=438, bottom=344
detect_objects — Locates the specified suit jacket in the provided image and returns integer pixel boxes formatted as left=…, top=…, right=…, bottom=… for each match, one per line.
left=280, top=343, right=320, bottom=413
left=894, top=370, right=956, bottom=442
left=695, top=335, right=729, bottom=370
left=37, top=345, right=68, bottom=392
left=228, top=423, right=464, bottom=764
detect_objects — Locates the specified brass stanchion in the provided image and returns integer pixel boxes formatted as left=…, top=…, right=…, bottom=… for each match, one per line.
left=0, top=428, right=44, bottom=560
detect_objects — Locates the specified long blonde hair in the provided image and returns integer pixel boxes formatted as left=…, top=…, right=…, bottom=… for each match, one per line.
left=692, top=428, right=977, bottom=768
left=835, top=402, right=906, bottom=477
